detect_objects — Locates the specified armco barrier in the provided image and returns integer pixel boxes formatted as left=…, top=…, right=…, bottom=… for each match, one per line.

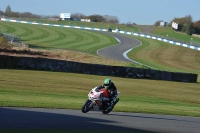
left=1, top=18, right=200, bottom=51
left=0, top=55, right=198, bottom=83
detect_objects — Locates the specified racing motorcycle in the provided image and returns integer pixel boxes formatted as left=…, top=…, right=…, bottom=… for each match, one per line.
left=81, top=87, right=120, bottom=114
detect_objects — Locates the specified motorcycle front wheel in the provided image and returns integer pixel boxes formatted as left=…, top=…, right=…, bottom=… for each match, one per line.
left=81, top=100, right=92, bottom=113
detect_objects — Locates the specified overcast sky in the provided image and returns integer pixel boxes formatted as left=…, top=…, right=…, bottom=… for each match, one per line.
left=0, top=0, right=199, bottom=25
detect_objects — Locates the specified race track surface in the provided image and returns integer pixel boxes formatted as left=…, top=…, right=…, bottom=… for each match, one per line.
left=96, top=31, right=141, bottom=62
left=1, top=107, right=200, bottom=133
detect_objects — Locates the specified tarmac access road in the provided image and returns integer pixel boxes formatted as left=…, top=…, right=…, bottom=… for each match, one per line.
left=1, top=107, right=200, bottom=133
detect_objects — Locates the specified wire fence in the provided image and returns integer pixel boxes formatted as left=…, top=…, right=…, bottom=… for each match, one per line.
left=0, top=32, right=29, bottom=47
left=190, top=40, right=200, bottom=47
left=0, top=32, right=20, bottom=42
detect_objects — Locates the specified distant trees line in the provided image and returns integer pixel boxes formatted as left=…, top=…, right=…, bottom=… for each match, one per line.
left=154, top=15, right=200, bottom=35
left=0, top=5, right=119, bottom=23
left=1, top=5, right=200, bottom=35
left=71, top=13, right=119, bottom=23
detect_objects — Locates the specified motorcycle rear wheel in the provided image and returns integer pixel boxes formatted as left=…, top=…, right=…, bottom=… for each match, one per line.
left=81, top=100, right=92, bottom=113
left=102, top=102, right=112, bottom=114
left=102, top=107, right=112, bottom=114
left=102, top=98, right=120, bottom=114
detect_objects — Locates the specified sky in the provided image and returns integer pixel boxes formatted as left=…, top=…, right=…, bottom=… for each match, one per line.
left=0, top=0, right=199, bottom=25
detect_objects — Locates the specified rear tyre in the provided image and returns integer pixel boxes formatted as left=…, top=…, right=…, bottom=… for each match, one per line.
left=81, top=100, right=92, bottom=113
left=114, top=98, right=119, bottom=105
left=102, top=98, right=120, bottom=114
left=102, top=102, right=112, bottom=114
left=102, top=107, right=112, bottom=114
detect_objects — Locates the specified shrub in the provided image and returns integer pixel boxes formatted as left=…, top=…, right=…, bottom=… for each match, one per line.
left=0, top=36, right=12, bottom=49
left=0, top=36, right=8, bottom=44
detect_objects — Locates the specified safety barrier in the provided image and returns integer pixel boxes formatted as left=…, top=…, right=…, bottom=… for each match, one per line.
left=1, top=18, right=200, bottom=51
left=0, top=55, right=198, bottom=83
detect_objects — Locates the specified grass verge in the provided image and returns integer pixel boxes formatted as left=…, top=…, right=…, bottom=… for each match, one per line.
left=127, top=35, right=200, bottom=82
left=0, top=69, right=200, bottom=117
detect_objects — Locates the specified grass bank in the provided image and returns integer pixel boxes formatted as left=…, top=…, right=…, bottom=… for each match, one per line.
left=127, top=35, right=200, bottom=82
left=0, top=69, right=200, bottom=117
left=0, top=21, right=118, bottom=53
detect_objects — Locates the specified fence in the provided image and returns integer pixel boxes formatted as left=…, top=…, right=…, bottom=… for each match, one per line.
left=0, top=32, right=20, bottom=42
left=0, top=55, right=198, bottom=83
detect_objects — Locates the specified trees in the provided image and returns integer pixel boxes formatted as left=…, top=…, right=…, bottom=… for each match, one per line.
left=1, top=5, right=120, bottom=23
left=5, top=5, right=11, bottom=17
left=193, top=20, right=200, bottom=34
left=85, top=14, right=119, bottom=23
left=71, top=13, right=85, bottom=20
left=185, top=22, right=194, bottom=35
left=0, top=10, right=4, bottom=16
left=169, top=15, right=194, bottom=35
left=87, top=14, right=105, bottom=22
left=154, top=20, right=163, bottom=27
left=103, top=15, right=119, bottom=23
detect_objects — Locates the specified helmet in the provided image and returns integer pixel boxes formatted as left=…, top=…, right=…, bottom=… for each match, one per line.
left=104, top=78, right=111, bottom=89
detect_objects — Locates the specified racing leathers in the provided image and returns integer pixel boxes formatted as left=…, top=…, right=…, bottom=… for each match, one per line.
left=95, top=82, right=118, bottom=103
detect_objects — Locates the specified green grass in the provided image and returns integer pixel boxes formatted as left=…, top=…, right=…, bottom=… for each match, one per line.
left=0, top=21, right=118, bottom=53
left=17, top=17, right=140, bottom=32
left=151, top=26, right=200, bottom=44
left=1, top=21, right=199, bottom=73
left=9, top=17, right=200, bottom=44
left=0, top=69, right=200, bottom=117
left=127, top=35, right=200, bottom=81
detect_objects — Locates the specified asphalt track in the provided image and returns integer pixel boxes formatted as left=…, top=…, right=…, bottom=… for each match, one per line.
left=96, top=31, right=141, bottom=63
left=1, top=107, right=200, bottom=133
left=1, top=32, right=200, bottom=133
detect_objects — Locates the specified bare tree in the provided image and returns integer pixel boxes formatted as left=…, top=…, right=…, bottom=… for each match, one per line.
left=71, top=13, right=85, bottom=19
left=0, top=10, right=4, bottom=17
left=5, top=5, right=11, bottom=17
left=154, top=20, right=163, bottom=27
left=103, top=15, right=119, bottom=23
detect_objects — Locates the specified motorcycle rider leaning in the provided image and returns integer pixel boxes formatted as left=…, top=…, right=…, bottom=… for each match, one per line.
left=95, top=78, right=118, bottom=105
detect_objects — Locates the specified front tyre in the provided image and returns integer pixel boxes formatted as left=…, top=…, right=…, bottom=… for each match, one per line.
left=81, top=100, right=92, bottom=113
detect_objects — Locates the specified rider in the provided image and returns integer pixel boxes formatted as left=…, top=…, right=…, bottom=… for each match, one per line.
left=95, top=78, right=118, bottom=104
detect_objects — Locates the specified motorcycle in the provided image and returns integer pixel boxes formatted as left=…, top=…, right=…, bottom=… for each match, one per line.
left=81, top=87, right=120, bottom=114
